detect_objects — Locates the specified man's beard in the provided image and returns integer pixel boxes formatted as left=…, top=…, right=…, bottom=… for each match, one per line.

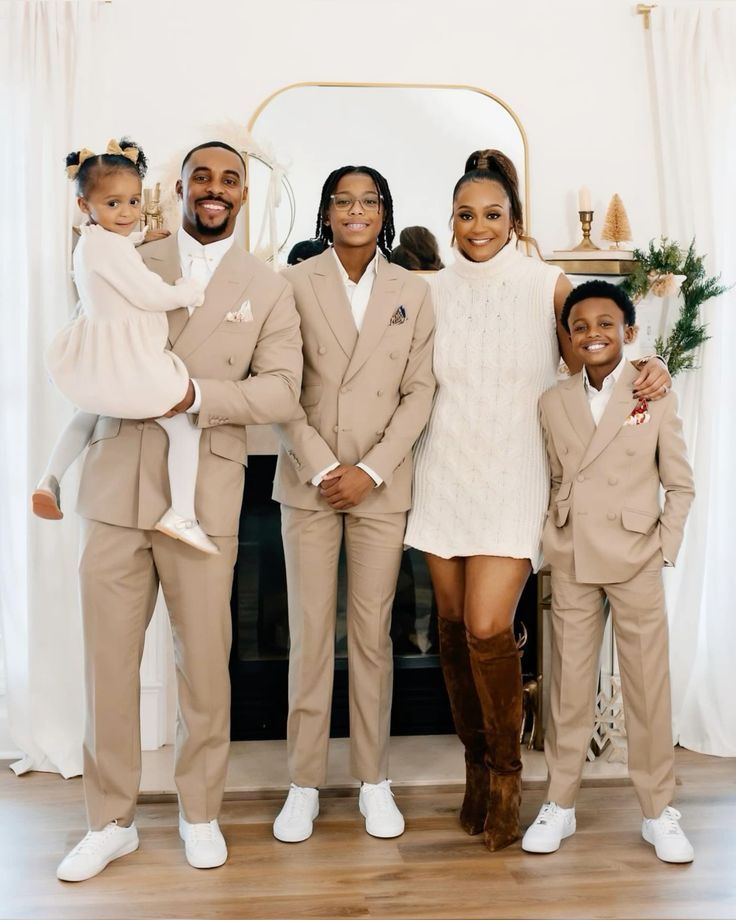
left=194, top=208, right=232, bottom=236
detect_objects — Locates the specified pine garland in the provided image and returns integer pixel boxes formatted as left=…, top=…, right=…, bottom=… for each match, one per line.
left=622, top=237, right=729, bottom=377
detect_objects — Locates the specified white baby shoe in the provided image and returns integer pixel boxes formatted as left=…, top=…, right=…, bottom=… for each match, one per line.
left=155, top=508, right=220, bottom=555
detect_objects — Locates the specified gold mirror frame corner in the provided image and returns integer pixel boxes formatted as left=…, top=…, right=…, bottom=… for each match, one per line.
left=246, top=81, right=531, bottom=253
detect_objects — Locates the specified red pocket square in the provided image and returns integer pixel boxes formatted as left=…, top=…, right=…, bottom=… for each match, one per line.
left=623, top=398, right=650, bottom=427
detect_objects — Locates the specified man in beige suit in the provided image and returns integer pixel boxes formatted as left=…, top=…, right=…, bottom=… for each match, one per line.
left=271, top=166, right=435, bottom=843
left=57, top=142, right=302, bottom=881
left=521, top=280, right=695, bottom=864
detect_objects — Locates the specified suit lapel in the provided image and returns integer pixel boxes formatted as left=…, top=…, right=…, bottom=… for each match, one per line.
left=559, top=374, right=596, bottom=449
left=579, top=362, right=640, bottom=471
left=139, top=235, right=189, bottom=346
left=344, top=257, right=403, bottom=382
left=173, top=244, right=255, bottom=359
left=309, top=250, right=358, bottom=359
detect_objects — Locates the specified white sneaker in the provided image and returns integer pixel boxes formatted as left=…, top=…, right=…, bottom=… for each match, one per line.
left=179, top=816, right=227, bottom=868
left=359, top=780, right=405, bottom=839
left=57, top=821, right=139, bottom=881
left=642, top=806, right=694, bottom=863
left=155, top=508, right=220, bottom=555
left=522, top=802, right=576, bottom=853
left=273, top=784, right=319, bottom=843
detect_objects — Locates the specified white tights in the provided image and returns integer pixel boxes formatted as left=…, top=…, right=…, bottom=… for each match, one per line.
left=42, top=410, right=202, bottom=522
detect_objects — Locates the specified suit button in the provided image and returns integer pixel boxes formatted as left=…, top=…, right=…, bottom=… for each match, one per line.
left=136, top=423, right=144, bottom=431
left=390, top=351, right=399, bottom=359
left=576, top=474, right=585, bottom=483
left=626, top=448, right=635, bottom=456
left=318, top=346, right=327, bottom=355
left=376, top=429, right=385, bottom=436
left=341, top=386, right=351, bottom=394
left=563, top=446, right=569, bottom=454
left=228, top=356, right=235, bottom=365
left=333, top=425, right=339, bottom=433
left=377, top=389, right=384, bottom=397
left=607, top=512, right=616, bottom=521
left=608, top=476, right=618, bottom=485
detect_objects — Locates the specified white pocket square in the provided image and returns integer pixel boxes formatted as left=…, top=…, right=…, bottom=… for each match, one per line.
left=225, top=300, right=253, bottom=323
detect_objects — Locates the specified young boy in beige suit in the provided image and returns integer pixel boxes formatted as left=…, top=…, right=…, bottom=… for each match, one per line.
left=523, top=280, right=695, bottom=863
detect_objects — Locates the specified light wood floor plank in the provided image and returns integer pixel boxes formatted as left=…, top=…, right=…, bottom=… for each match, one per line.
left=1, top=748, right=734, bottom=919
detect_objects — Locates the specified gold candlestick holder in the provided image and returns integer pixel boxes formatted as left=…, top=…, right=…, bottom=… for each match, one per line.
left=143, top=182, right=164, bottom=231
left=572, top=210, right=600, bottom=251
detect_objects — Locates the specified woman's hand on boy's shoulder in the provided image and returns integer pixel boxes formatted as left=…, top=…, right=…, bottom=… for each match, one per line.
left=632, top=356, right=672, bottom=401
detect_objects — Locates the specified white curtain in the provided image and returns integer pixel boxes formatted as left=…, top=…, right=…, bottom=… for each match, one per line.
left=0, top=1, right=101, bottom=776
left=648, top=6, right=736, bottom=755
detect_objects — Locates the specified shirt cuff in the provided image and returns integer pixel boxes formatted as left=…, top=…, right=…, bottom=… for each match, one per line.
left=357, top=462, right=383, bottom=487
left=187, top=379, right=202, bottom=414
left=311, top=461, right=339, bottom=487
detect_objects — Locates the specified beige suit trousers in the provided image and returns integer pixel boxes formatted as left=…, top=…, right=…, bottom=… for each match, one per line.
left=281, top=505, right=405, bottom=788
left=79, top=519, right=237, bottom=830
left=545, top=562, right=676, bottom=818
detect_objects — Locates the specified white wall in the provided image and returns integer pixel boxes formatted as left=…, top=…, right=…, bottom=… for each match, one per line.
left=45, top=0, right=703, bottom=752
left=94, top=0, right=667, bottom=254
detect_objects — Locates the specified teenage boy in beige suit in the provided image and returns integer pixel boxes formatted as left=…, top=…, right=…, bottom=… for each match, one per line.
left=271, top=166, right=435, bottom=843
left=522, top=280, right=695, bottom=863
left=57, top=143, right=302, bottom=882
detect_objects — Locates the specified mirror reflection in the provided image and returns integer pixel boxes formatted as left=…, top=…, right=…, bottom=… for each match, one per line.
left=248, top=84, right=528, bottom=267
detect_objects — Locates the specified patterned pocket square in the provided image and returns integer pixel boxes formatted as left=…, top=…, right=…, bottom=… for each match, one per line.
left=389, top=305, right=407, bottom=326
left=225, top=300, right=253, bottom=323
left=623, top=398, right=650, bottom=427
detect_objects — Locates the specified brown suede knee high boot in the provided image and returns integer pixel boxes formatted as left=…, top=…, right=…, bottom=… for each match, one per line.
left=438, top=617, right=489, bottom=835
left=467, top=627, right=523, bottom=851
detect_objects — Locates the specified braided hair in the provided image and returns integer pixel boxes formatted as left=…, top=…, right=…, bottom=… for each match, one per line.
left=314, top=165, right=395, bottom=257
left=66, top=137, right=148, bottom=197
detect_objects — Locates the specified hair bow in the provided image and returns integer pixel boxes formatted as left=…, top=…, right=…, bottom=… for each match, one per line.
left=106, top=139, right=139, bottom=163
left=65, top=147, right=96, bottom=180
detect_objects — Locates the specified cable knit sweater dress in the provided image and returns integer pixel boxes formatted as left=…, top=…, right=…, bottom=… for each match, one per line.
left=405, top=243, right=562, bottom=570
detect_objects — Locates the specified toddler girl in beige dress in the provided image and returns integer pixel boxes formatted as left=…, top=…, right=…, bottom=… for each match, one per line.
left=32, top=138, right=217, bottom=554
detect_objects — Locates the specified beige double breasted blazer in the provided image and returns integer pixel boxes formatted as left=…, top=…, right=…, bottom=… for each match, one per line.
left=272, top=249, right=436, bottom=512
left=77, top=235, right=303, bottom=535
left=539, top=361, right=694, bottom=584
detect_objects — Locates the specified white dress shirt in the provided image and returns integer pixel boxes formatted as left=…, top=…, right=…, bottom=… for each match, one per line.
left=582, top=356, right=626, bottom=426
left=311, top=248, right=384, bottom=489
left=176, top=227, right=235, bottom=413
left=331, top=246, right=380, bottom=332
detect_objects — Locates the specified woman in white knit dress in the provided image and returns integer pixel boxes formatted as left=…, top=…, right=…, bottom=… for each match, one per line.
left=33, top=139, right=217, bottom=554
left=404, top=150, right=671, bottom=851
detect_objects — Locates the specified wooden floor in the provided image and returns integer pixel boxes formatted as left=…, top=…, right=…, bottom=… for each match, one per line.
left=1, top=748, right=735, bottom=920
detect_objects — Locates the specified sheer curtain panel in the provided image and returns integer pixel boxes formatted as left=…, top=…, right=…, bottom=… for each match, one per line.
left=649, top=5, right=736, bottom=756
left=0, top=1, right=101, bottom=776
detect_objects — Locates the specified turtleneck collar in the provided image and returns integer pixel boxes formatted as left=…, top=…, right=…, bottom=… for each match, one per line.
left=448, top=237, right=526, bottom=280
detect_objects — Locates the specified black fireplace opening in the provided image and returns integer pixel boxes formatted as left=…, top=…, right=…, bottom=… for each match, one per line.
left=229, top=455, right=539, bottom=741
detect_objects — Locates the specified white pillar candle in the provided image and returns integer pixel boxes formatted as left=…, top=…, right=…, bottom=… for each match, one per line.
left=578, top=186, right=592, bottom=212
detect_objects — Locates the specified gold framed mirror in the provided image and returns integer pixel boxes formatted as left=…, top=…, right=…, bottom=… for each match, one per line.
left=246, top=82, right=530, bottom=266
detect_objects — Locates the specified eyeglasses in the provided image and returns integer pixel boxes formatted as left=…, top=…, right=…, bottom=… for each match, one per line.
left=329, top=194, right=382, bottom=212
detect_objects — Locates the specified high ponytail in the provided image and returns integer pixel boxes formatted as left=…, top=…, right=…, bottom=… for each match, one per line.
left=463, top=148, right=519, bottom=190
